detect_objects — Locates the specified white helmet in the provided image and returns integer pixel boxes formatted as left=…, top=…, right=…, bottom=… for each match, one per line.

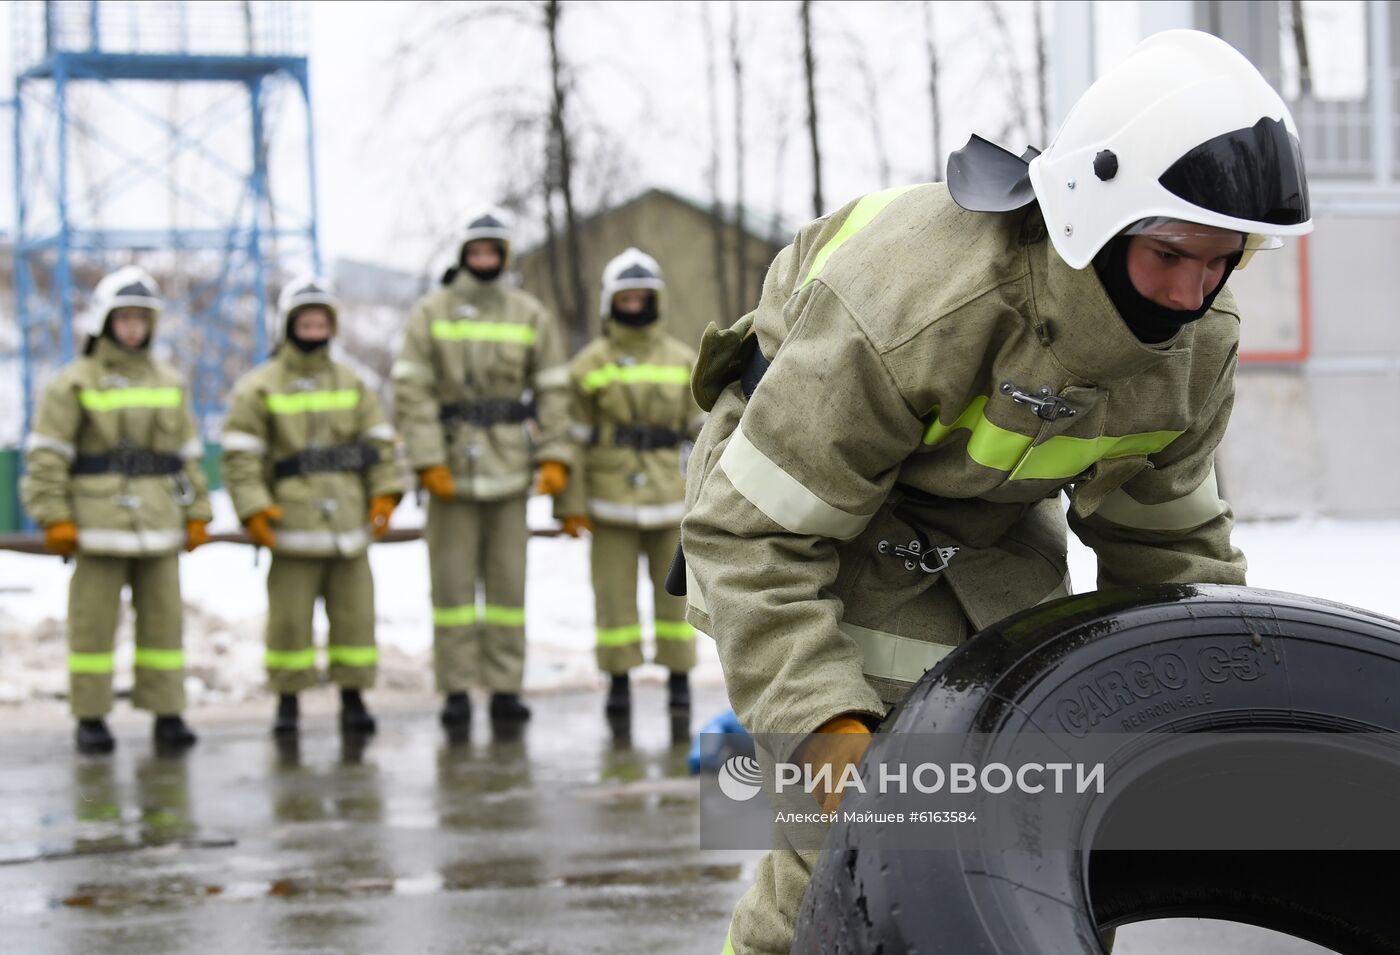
left=599, top=247, right=665, bottom=318
left=1028, top=30, right=1311, bottom=269
left=274, top=274, right=339, bottom=345
left=459, top=207, right=514, bottom=262
left=81, top=265, right=162, bottom=338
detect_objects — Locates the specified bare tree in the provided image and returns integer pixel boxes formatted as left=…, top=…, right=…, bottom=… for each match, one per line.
left=1033, top=0, right=1049, bottom=146
left=730, top=1, right=751, bottom=317
left=701, top=3, right=733, bottom=326
left=984, top=1, right=1030, bottom=146
left=801, top=0, right=824, bottom=217
left=842, top=27, right=892, bottom=189
left=923, top=0, right=943, bottom=181
left=544, top=0, right=590, bottom=353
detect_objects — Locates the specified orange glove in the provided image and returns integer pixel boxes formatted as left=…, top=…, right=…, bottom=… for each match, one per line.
left=418, top=465, right=455, bottom=501
left=44, top=520, right=79, bottom=558
left=560, top=515, right=593, bottom=538
left=369, top=494, right=399, bottom=539
left=536, top=460, right=569, bottom=496
left=245, top=506, right=283, bottom=549
left=798, top=715, right=873, bottom=813
left=185, top=520, right=211, bottom=552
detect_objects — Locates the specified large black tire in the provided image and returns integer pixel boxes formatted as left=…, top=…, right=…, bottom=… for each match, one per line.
left=793, top=585, right=1400, bottom=954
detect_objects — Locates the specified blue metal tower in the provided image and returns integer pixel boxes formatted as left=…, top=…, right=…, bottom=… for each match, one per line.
left=11, top=0, right=321, bottom=437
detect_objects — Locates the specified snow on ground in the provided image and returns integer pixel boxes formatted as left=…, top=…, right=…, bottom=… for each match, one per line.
left=1, top=491, right=1397, bottom=708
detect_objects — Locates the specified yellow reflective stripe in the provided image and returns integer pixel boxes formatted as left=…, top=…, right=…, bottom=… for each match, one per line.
left=69, top=652, right=115, bottom=674
left=722, top=932, right=737, bottom=955
left=134, top=648, right=184, bottom=671
left=265, top=390, right=360, bottom=414
left=922, top=396, right=1182, bottom=481
left=327, top=645, right=379, bottom=667
left=433, top=605, right=478, bottom=627
left=655, top=620, right=694, bottom=640
left=581, top=363, right=692, bottom=393
left=265, top=648, right=317, bottom=670
left=431, top=320, right=536, bottom=344
left=799, top=184, right=920, bottom=289
left=597, top=624, right=643, bottom=647
left=1093, top=466, right=1227, bottom=531
left=719, top=424, right=871, bottom=539
left=78, top=387, right=182, bottom=411
left=483, top=605, right=526, bottom=627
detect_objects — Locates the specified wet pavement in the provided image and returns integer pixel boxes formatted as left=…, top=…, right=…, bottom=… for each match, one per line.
left=0, top=683, right=754, bottom=954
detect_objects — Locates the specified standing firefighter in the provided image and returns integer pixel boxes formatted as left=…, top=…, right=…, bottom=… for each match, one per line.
left=392, top=208, right=572, bottom=734
left=681, top=32, right=1312, bottom=953
left=22, top=266, right=212, bottom=755
left=221, top=277, right=402, bottom=739
left=555, top=249, right=704, bottom=720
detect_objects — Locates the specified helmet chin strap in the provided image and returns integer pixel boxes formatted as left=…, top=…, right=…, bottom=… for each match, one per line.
left=1092, top=235, right=1240, bottom=344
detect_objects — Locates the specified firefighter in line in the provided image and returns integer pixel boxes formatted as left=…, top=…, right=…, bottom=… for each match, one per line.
left=392, top=208, right=573, bottom=736
left=220, top=276, right=402, bottom=739
left=22, top=266, right=212, bottom=755
left=679, top=31, right=1313, bottom=953
left=554, top=248, right=704, bottom=722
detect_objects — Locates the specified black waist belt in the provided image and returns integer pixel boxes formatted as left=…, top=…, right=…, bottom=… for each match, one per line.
left=439, top=399, right=532, bottom=426
left=609, top=425, right=683, bottom=451
left=72, top=449, right=183, bottom=477
left=274, top=443, right=379, bottom=480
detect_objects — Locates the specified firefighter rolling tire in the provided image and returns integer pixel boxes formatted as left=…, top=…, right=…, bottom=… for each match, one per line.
left=793, top=585, right=1400, bottom=954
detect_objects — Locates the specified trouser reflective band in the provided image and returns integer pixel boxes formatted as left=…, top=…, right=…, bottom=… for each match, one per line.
left=433, top=605, right=478, bottom=626
left=69, top=652, right=116, bottom=674
left=597, top=623, right=643, bottom=647
left=482, top=605, right=525, bottom=627
left=654, top=620, right=694, bottom=639
left=327, top=646, right=379, bottom=667
left=266, top=648, right=318, bottom=670
left=134, top=648, right=184, bottom=670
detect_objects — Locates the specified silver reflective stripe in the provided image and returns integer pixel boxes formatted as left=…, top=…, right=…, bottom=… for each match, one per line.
left=391, top=359, right=434, bottom=383
left=535, top=365, right=570, bottom=389
left=221, top=430, right=267, bottom=454
left=588, top=498, right=687, bottom=527
left=79, top=528, right=185, bottom=554
left=569, top=423, right=594, bottom=443
left=719, top=425, right=871, bottom=540
left=1037, top=576, right=1071, bottom=605
left=685, top=562, right=709, bottom=615
left=1093, top=466, right=1227, bottom=532
left=179, top=438, right=205, bottom=460
left=468, top=473, right=532, bottom=499
left=25, top=432, right=76, bottom=461
left=362, top=424, right=395, bottom=442
left=841, top=622, right=954, bottom=685
left=277, top=528, right=370, bottom=554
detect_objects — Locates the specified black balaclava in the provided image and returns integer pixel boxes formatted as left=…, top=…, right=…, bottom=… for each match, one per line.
left=1092, top=235, right=1240, bottom=344
left=461, top=240, right=506, bottom=283
left=610, top=293, right=659, bottom=328
left=285, top=310, right=331, bottom=354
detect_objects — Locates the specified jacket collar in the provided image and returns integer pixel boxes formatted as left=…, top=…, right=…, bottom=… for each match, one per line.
left=605, top=317, right=662, bottom=354
left=450, top=268, right=505, bottom=306
left=92, top=336, right=154, bottom=376
left=275, top=342, right=333, bottom=375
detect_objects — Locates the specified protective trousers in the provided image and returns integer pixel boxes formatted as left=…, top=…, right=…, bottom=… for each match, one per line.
left=590, top=521, right=695, bottom=674
left=427, top=495, right=528, bottom=693
left=67, top=553, right=185, bottom=718
left=264, top=553, right=378, bottom=693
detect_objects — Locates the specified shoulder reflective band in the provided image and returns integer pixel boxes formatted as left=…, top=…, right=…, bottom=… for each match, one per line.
left=597, top=623, right=643, bottom=647
left=482, top=605, right=526, bottom=627
left=79, top=387, right=182, bottom=412
left=799, top=184, right=920, bottom=289
left=581, top=364, right=691, bottom=393
left=69, top=651, right=115, bottom=674
left=433, top=605, right=478, bottom=627
left=719, top=424, right=871, bottom=539
left=134, top=647, right=184, bottom=671
left=654, top=620, right=694, bottom=640
left=1093, top=466, right=1227, bottom=531
left=265, top=390, right=360, bottom=415
left=266, top=648, right=317, bottom=670
left=430, top=320, right=536, bottom=344
left=327, top=645, right=379, bottom=667
left=923, top=396, right=1182, bottom=481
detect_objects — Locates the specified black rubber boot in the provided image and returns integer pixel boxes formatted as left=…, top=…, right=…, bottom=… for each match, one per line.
left=153, top=714, right=197, bottom=753
left=272, top=694, right=299, bottom=739
left=339, top=688, right=377, bottom=736
left=605, top=673, right=631, bottom=717
left=667, top=670, right=691, bottom=713
left=440, top=692, right=472, bottom=730
left=75, top=718, right=115, bottom=755
left=489, top=692, right=532, bottom=723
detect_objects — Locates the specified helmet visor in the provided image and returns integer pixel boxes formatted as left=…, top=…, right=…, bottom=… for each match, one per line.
left=1158, top=116, right=1310, bottom=228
